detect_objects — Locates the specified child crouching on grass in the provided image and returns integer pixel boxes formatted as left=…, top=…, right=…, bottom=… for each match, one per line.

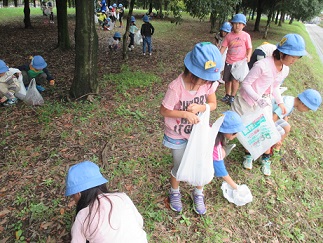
left=213, top=111, right=245, bottom=189
left=0, top=60, right=20, bottom=106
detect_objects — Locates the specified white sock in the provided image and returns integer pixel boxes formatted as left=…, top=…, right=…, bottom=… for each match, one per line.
left=170, top=187, right=180, bottom=193
left=194, top=188, right=203, bottom=195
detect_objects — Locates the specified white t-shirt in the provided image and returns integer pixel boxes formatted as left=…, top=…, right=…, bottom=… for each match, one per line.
left=257, top=43, right=277, bottom=57
left=272, top=95, right=295, bottom=119
left=71, top=192, right=147, bottom=243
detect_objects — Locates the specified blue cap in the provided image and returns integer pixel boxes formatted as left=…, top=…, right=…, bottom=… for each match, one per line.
left=277, top=33, right=306, bottom=56
left=184, top=42, right=222, bottom=81
left=143, top=15, right=149, bottom=22
left=31, top=55, right=47, bottom=69
left=220, top=22, right=232, bottom=33
left=65, top=161, right=108, bottom=196
left=219, top=111, right=245, bottom=133
left=131, top=16, right=136, bottom=22
left=109, top=5, right=113, bottom=9
left=118, top=3, right=123, bottom=7
left=112, top=3, right=117, bottom=7
left=113, top=32, right=121, bottom=38
left=231, top=13, right=246, bottom=25
left=298, top=89, right=322, bottom=111
left=0, top=60, right=9, bottom=73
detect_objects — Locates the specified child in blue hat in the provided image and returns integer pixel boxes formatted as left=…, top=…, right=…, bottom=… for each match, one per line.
left=213, top=111, right=245, bottom=189
left=0, top=59, right=20, bottom=106
left=232, top=33, right=307, bottom=176
left=141, top=15, right=154, bottom=55
left=160, top=42, right=222, bottom=215
left=108, top=32, right=122, bottom=50
left=65, top=161, right=147, bottom=242
left=128, top=16, right=139, bottom=51
left=17, top=55, right=55, bottom=92
left=272, top=89, right=322, bottom=156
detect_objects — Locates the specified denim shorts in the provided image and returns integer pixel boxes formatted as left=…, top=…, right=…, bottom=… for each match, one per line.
left=162, top=134, right=187, bottom=149
left=213, top=160, right=228, bottom=177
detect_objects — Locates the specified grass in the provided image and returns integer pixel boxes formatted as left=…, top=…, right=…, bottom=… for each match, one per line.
left=1, top=7, right=323, bottom=243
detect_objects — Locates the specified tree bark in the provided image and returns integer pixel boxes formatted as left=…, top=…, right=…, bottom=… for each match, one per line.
left=70, top=0, right=98, bottom=98
left=24, top=0, right=32, bottom=29
left=122, top=0, right=135, bottom=60
left=56, top=0, right=71, bottom=50
left=209, top=11, right=217, bottom=33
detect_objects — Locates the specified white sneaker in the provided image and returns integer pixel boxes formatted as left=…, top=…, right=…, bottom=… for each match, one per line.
left=243, top=155, right=253, bottom=170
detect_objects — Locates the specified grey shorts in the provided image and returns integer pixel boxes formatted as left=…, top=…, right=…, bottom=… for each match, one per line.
left=223, top=63, right=234, bottom=82
left=275, top=119, right=289, bottom=135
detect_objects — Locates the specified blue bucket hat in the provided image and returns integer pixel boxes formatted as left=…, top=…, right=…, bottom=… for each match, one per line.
left=112, top=3, right=117, bottom=7
left=118, top=3, right=123, bottom=7
left=220, top=22, right=232, bottom=33
left=231, top=13, right=246, bottom=25
left=0, top=60, right=9, bottom=73
left=277, top=33, right=307, bottom=56
left=184, top=42, right=222, bottom=81
left=131, top=16, right=136, bottom=22
left=142, top=15, right=149, bottom=22
left=219, top=111, right=245, bottom=133
left=65, top=161, right=108, bottom=196
left=31, top=55, right=47, bottom=69
left=113, top=32, right=121, bottom=38
left=298, top=89, right=322, bottom=111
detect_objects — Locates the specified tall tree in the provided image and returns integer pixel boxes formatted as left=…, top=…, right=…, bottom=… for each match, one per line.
left=24, top=0, right=32, bottom=28
left=122, top=0, right=135, bottom=60
left=56, top=0, right=71, bottom=50
left=70, top=0, right=98, bottom=98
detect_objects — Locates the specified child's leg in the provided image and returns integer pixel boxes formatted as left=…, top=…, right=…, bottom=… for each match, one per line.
left=142, top=38, right=146, bottom=54
left=231, top=79, right=239, bottom=97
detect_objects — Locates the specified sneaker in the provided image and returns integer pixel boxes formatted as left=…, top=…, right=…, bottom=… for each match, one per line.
left=130, top=45, right=134, bottom=49
left=149, top=53, right=152, bottom=56
left=261, top=159, right=271, bottom=176
left=243, top=155, right=253, bottom=170
left=191, top=193, right=206, bottom=215
left=143, top=53, right=146, bottom=56
left=169, top=191, right=182, bottom=212
left=128, top=47, right=132, bottom=51
left=3, top=98, right=18, bottom=106
left=36, top=85, right=45, bottom=92
left=228, top=96, right=235, bottom=104
left=221, top=94, right=230, bottom=103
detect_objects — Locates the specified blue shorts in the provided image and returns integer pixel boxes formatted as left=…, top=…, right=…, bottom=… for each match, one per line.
left=213, top=160, right=228, bottom=177
left=162, top=134, right=187, bottom=149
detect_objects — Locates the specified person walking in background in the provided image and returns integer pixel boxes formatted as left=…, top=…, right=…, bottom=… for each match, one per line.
left=117, top=3, right=124, bottom=28
left=141, top=15, right=154, bottom=56
left=160, top=42, right=222, bottom=215
left=220, top=13, right=252, bottom=105
left=65, top=161, right=148, bottom=243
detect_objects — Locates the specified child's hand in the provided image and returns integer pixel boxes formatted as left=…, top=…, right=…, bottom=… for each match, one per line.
left=187, top=103, right=204, bottom=114
left=49, top=80, right=55, bottom=85
left=185, top=112, right=200, bottom=124
left=0, top=97, right=8, bottom=103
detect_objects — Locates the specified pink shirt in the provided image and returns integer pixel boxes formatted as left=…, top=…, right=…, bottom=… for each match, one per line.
left=71, top=193, right=147, bottom=243
left=213, top=142, right=224, bottom=161
left=240, top=56, right=289, bottom=106
left=162, top=73, right=218, bottom=140
left=222, top=31, right=252, bottom=64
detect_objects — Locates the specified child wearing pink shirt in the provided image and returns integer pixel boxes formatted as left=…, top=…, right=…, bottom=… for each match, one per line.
left=232, top=33, right=307, bottom=176
left=160, top=42, right=222, bottom=215
left=220, top=13, right=252, bottom=104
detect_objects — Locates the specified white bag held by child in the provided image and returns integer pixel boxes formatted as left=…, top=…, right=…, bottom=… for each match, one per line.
left=176, top=105, right=224, bottom=186
left=237, top=107, right=281, bottom=160
left=221, top=181, right=253, bottom=206
left=8, top=68, right=26, bottom=100
left=24, top=78, right=44, bottom=106
left=134, top=30, right=143, bottom=45
left=230, top=59, right=249, bottom=82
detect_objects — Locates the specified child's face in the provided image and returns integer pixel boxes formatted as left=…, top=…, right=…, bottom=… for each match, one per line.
left=296, top=101, right=310, bottom=112
left=72, top=193, right=81, bottom=203
left=281, top=55, right=301, bottom=66
left=224, top=133, right=238, bottom=140
left=220, top=30, right=228, bottom=38
left=232, top=22, right=245, bottom=33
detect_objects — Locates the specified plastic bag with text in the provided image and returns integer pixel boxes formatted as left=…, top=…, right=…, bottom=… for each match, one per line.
left=230, top=59, right=249, bottom=82
left=134, top=30, right=143, bottom=45
left=176, top=105, right=224, bottom=186
left=221, top=181, right=253, bottom=206
left=237, top=107, right=281, bottom=160
left=24, top=79, right=44, bottom=106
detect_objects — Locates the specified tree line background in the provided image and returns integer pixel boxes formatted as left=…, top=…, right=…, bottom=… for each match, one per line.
left=1, top=0, right=323, bottom=98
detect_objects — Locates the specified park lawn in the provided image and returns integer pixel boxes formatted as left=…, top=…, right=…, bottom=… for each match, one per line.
left=0, top=7, right=323, bottom=243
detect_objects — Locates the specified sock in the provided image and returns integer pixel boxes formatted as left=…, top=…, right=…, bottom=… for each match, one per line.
left=170, top=187, right=180, bottom=193
left=245, top=152, right=251, bottom=156
left=262, top=153, right=271, bottom=160
left=194, top=187, right=204, bottom=195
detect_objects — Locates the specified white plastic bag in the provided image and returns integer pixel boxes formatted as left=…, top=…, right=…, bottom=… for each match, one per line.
left=134, top=30, right=143, bottom=45
left=221, top=181, right=253, bottom=206
left=176, top=105, right=224, bottom=186
left=230, top=59, right=249, bottom=82
left=8, top=68, right=26, bottom=100
left=237, top=107, right=281, bottom=160
left=24, top=79, right=44, bottom=106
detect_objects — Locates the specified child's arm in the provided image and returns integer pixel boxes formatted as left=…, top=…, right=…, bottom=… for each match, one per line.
left=187, top=92, right=217, bottom=114
left=222, top=175, right=237, bottom=190
left=246, top=48, right=252, bottom=63
left=220, top=46, right=227, bottom=55
left=160, top=105, right=200, bottom=124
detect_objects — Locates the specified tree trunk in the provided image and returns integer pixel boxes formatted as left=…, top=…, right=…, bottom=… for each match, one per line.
left=122, top=0, right=135, bottom=60
left=278, top=11, right=284, bottom=26
left=148, top=0, right=153, bottom=14
left=24, top=0, right=32, bottom=29
left=3, top=0, right=8, bottom=7
left=14, top=0, right=18, bottom=7
left=254, top=0, right=263, bottom=32
left=289, top=16, right=294, bottom=24
left=263, top=10, right=273, bottom=39
left=209, top=11, right=217, bottom=33
left=56, top=0, right=71, bottom=50
left=70, top=0, right=98, bottom=99
left=275, top=11, right=279, bottom=25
